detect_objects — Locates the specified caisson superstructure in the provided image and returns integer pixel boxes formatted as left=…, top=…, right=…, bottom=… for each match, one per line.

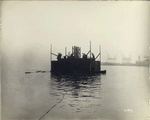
left=50, top=41, right=106, bottom=74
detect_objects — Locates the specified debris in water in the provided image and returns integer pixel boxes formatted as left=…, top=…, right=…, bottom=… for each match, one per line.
left=36, top=70, right=41, bottom=73
left=41, top=71, right=46, bottom=73
left=25, top=72, right=32, bottom=74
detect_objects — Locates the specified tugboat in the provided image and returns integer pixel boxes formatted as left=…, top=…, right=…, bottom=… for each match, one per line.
left=50, top=41, right=106, bottom=74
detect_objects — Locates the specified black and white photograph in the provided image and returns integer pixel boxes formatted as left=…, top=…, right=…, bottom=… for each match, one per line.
left=1, top=1, right=150, bottom=120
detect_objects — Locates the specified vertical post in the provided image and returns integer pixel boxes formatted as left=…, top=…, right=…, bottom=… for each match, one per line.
left=90, top=41, right=91, bottom=59
left=99, top=45, right=101, bottom=71
left=65, top=47, right=67, bottom=56
left=80, top=47, right=81, bottom=58
left=51, top=44, right=52, bottom=61
left=50, top=44, right=52, bottom=71
left=99, top=45, right=101, bottom=62
left=89, top=41, right=91, bottom=72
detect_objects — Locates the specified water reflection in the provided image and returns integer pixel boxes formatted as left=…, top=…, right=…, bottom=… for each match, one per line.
left=49, top=73, right=103, bottom=114
left=50, top=73, right=102, bottom=98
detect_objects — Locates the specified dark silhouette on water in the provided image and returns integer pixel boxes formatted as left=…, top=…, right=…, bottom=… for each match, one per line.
left=50, top=41, right=106, bottom=74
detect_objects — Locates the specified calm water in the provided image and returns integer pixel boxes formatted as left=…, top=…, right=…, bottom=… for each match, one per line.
left=2, top=66, right=150, bottom=120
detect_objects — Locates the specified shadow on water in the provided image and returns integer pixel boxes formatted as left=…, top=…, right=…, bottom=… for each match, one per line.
left=50, top=72, right=102, bottom=99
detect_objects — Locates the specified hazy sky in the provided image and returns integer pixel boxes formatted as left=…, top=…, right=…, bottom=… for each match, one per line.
left=2, top=1, right=150, bottom=69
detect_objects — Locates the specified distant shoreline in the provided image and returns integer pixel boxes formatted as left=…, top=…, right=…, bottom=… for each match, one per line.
left=101, top=63, right=149, bottom=67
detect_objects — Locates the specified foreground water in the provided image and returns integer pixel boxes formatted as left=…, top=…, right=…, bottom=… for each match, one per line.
left=2, top=66, right=150, bottom=120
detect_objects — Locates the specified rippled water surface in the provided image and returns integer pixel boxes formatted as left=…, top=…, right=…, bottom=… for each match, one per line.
left=2, top=66, right=150, bottom=120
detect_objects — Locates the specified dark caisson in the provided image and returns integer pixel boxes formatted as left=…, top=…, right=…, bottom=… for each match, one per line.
left=50, top=42, right=106, bottom=74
